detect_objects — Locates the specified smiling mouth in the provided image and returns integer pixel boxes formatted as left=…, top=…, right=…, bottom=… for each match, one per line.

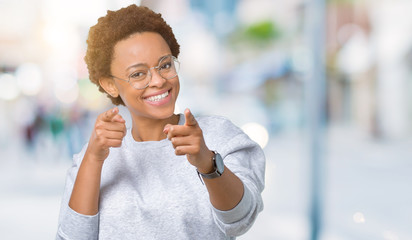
left=144, top=90, right=170, bottom=102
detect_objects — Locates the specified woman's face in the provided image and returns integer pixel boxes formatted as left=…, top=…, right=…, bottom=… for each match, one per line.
left=110, top=32, right=180, bottom=121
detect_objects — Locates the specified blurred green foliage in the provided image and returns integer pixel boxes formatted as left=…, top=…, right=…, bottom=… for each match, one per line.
left=245, top=21, right=280, bottom=41
left=229, top=20, right=281, bottom=48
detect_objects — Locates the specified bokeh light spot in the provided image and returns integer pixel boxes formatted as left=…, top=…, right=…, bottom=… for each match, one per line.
left=353, top=212, right=365, bottom=223
left=54, top=84, right=79, bottom=104
left=0, top=73, right=20, bottom=100
left=241, top=122, right=269, bottom=148
left=16, top=63, right=44, bottom=96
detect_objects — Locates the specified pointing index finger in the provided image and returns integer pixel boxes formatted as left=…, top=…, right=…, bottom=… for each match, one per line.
left=184, top=108, right=197, bottom=126
left=102, top=107, right=119, bottom=122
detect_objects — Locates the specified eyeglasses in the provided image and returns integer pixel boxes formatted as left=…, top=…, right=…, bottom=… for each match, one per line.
left=110, top=55, right=180, bottom=90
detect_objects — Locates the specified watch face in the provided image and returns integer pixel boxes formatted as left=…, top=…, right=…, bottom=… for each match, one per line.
left=215, top=153, right=224, bottom=174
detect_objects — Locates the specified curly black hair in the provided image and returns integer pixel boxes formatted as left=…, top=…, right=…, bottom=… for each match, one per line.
left=84, top=5, right=180, bottom=105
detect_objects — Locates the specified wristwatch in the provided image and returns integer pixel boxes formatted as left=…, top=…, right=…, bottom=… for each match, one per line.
left=197, top=151, right=224, bottom=179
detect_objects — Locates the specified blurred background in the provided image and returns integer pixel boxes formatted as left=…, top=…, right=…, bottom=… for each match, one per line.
left=0, top=0, right=411, bottom=239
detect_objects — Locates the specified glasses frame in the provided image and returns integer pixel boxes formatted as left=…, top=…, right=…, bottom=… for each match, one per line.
left=109, top=55, right=180, bottom=90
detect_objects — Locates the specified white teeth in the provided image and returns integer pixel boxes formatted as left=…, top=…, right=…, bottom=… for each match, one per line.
left=146, top=91, right=169, bottom=102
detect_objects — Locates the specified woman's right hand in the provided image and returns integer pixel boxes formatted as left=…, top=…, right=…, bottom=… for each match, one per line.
left=69, top=107, right=126, bottom=214
left=86, top=107, right=127, bottom=162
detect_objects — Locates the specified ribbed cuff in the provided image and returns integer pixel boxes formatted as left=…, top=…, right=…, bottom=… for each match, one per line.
left=58, top=206, right=99, bottom=240
left=212, top=184, right=253, bottom=224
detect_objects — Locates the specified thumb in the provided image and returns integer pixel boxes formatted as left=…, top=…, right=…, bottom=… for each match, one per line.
left=163, top=124, right=172, bottom=134
left=112, top=114, right=126, bottom=123
left=102, top=107, right=119, bottom=122
left=184, top=108, right=197, bottom=126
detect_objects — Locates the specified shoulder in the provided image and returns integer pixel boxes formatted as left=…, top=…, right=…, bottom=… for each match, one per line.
left=196, top=115, right=243, bottom=136
left=72, top=143, right=89, bottom=166
left=196, top=115, right=249, bottom=150
left=72, top=139, right=126, bottom=167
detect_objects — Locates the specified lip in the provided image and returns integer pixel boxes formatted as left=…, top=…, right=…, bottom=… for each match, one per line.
left=142, top=88, right=172, bottom=106
left=142, top=89, right=170, bottom=99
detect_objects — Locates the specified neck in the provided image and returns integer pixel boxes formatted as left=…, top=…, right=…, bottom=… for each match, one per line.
left=131, top=114, right=179, bottom=142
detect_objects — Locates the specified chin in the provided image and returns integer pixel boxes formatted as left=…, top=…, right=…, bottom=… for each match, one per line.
left=138, top=106, right=176, bottom=121
left=155, top=108, right=176, bottom=120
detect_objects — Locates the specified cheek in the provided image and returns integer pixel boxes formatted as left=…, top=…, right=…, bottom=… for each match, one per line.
left=174, top=78, right=180, bottom=96
left=114, top=81, right=124, bottom=94
left=116, top=83, right=142, bottom=105
left=115, top=84, right=127, bottom=101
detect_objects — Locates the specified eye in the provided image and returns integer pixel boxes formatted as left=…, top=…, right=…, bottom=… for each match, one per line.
left=159, top=61, right=173, bottom=71
left=129, top=71, right=147, bottom=79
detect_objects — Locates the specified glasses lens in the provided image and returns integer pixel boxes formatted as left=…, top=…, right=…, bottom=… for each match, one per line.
left=129, top=67, right=150, bottom=89
left=158, top=56, right=179, bottom=80
left=127, top=56, right=179, bottom=89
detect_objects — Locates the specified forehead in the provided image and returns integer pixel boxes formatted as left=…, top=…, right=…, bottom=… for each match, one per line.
left=112, top=32, right=171, bottom=67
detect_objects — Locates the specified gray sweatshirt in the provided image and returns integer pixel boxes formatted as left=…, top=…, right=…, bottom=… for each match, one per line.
left=56, top=114, right=265, bottom=240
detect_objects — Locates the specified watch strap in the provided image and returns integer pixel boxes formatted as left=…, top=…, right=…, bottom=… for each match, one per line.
left=196, top=151, right=223, bottom=180
left=197, top=169, right=222, bottom=179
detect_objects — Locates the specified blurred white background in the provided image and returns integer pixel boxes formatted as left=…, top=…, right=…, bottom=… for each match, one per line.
left=0, top=0, right=411, bottom=239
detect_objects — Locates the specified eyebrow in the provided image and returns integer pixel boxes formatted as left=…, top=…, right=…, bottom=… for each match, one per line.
left=125, top=54, right=172, bottom=72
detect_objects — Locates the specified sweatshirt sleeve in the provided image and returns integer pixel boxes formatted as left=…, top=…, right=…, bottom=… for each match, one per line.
left=56, top=145, right=100, bottom=240
left=203, top=117, right=266, bottom=237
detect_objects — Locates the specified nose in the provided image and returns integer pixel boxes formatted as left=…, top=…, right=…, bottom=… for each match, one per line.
left=148, top=68, right=166, bottom=88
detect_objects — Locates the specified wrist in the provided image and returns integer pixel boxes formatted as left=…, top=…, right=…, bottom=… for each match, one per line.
left=84, top=149, right=107, bottom=166
left=196, top=150, right=215, bottom=174
left=85, top=141, right=110, bottom=159
left=196, top=151, right=225, bottom=181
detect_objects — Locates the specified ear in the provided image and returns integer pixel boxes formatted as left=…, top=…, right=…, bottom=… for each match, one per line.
left=99, top=77, right=119, bottom=97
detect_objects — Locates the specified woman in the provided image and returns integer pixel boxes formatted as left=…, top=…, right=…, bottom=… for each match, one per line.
left=56, top=5, right=265, bottom=240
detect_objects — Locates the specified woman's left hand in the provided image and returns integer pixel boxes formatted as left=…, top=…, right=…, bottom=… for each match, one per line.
left=163, top=108, right=214, bottom=173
